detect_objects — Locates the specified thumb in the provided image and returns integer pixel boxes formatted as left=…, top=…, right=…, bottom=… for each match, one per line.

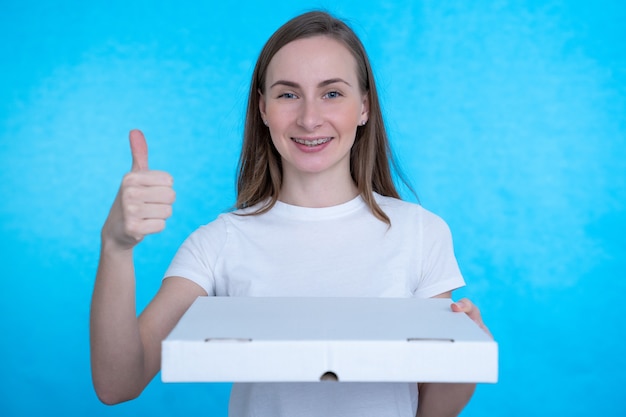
left=129, top=129, right=149, bottom=171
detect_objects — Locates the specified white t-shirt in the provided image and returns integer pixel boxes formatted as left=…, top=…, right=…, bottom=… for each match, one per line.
left=164, top=193, right=465, bottom=417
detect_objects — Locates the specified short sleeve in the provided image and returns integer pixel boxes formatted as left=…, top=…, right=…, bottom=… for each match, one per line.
left=163, top=216, right=229, bottom=296
left=413, top=211, right=465, bottom=298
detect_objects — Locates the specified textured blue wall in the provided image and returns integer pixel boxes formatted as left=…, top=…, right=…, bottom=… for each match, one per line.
left=1, top=1, right=624, bottom=416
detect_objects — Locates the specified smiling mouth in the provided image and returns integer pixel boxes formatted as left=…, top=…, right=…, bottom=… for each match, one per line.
left=291, top=137, right=333, bottom=147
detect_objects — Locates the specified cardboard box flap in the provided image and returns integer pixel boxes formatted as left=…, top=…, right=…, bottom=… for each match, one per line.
left=165, top=297, right=492, bottom=342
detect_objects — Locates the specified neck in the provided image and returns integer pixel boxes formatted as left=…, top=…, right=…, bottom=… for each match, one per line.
left=279, top=171, right=359, bottom=208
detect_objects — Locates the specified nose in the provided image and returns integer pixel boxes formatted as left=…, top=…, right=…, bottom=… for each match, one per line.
left=297, top=98, right=323, bottom=131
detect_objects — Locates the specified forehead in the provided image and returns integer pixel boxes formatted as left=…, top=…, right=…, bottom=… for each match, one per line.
left=265, top=35, right=359, bottom=85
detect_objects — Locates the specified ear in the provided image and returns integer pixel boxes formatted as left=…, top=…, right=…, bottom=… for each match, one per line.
left=258, top=89, right=267, bottom=121
left=360, top=93, right=370, bottom=123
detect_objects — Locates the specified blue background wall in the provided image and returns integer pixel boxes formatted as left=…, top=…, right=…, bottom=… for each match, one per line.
left=1, top=0, right=624, bottom=415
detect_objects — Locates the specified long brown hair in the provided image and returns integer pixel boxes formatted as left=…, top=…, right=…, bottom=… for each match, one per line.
left=236, top=10, right=409, bottom=224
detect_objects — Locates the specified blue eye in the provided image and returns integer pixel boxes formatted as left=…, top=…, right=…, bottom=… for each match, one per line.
left=278, top=93, right=297, bottom=99
left=324, top=91, right=342, bottom=99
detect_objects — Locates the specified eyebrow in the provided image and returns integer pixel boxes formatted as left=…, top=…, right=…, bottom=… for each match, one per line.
left=269, top=78, right=352, bottom=89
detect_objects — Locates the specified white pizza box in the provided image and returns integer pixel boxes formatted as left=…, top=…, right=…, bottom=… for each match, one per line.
left=161, top=297, right=498, bottom=383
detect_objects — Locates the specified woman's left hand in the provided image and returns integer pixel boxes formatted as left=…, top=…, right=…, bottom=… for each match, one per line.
left=451, top=298, right=493, bottom=339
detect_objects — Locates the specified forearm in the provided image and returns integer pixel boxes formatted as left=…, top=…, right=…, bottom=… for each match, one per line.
left=416, top=383, right=476, bottom=417
left=90, top=240, right=147, bottom=404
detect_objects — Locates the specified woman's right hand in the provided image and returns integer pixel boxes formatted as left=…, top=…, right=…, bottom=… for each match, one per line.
left=101, top=129, right=176, bottom=251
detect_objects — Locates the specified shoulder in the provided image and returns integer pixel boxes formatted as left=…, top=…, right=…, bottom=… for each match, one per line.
left=373, top=193, right=431, bottom=219
left=188, top=203, right=275, bottom=243
left=375, top=194, right=417, bottom=210
left=193, top=201, right=267, bottom=233
left=374, top=194, right=452, bottom=233
left=176, top=215, right=229, bottom=254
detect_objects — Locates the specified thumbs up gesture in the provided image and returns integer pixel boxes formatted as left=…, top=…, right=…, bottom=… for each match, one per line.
left=102, top=130, right=176, bottom=251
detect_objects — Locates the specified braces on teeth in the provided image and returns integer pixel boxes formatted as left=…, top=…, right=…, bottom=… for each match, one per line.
left=293, top=137, right=332, bottom=146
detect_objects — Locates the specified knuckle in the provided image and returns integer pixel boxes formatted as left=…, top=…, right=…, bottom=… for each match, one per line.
left=122, top=172, right=139, bottom=186
left=123, top=219, right=142, bottom=239
left=123, top=201, right=140, bottom=216
left=121, top=186, right=138, bottom=202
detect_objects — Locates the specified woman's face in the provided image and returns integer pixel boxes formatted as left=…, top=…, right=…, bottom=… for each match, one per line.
left=260, top=35, right=369, bottom=182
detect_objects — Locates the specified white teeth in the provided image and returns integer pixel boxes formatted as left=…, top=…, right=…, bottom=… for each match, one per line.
left=292, top=137, right=332, bottom=147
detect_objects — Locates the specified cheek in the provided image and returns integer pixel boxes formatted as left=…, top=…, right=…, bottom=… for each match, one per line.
left=332, top=106, right=361, bottom=131
left=268, top=128, right=288, bottom=156
left=266, top=105, right=296, bottom=129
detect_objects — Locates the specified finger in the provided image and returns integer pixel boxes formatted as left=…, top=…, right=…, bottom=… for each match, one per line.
left=140, top=219, right=167, bottom=235
left=121, top=185, right=176, bottom=207
left=452, top=298, right=479, bottom=318
left=125, top=218, right=167, bottom=240
left=452, top=298, right=493, bottom=339
left=123, top=171, right=174, bottom=188
left=129, top=129, right=149, bottom=172
left=144, top=186, right=176, bottom=204
left=129, top=202, right=174, bottom=221
left=451, top=298, right=472, bottom=313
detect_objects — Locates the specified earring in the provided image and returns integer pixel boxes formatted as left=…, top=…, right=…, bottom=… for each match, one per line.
left=263, top=119, right=268, bottom=126
left=360, top=120, right=367, bottom=126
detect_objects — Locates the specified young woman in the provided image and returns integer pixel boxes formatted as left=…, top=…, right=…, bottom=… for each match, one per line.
left=90, top=10, right=491, bottom=417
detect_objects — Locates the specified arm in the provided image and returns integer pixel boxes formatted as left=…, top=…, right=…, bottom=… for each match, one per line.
left=89, top=130, right=206, bottom=404
left=415, top=293, right=491, bottom=417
